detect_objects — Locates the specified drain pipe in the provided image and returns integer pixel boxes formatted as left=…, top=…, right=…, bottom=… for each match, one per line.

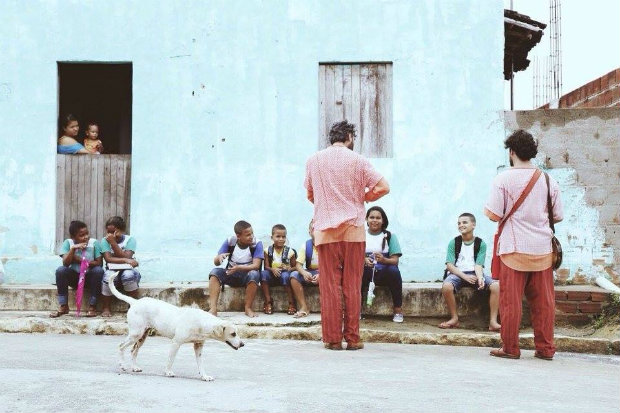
left=595, top=276, right=620, bottom=294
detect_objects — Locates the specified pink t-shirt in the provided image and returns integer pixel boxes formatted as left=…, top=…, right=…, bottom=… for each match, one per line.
left=485, top=167, right=563, bottom=256
left=305, top=146, right=383, bottom=232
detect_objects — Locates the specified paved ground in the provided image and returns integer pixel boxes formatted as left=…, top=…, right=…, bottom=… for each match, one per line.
left=1, top=333, right=618, bottom=413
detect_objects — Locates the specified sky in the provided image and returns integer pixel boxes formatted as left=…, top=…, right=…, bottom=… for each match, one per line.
left=504, top=0, right=620, bottom=110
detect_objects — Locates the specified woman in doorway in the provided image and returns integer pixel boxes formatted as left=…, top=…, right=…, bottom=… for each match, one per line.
left=57, top=114, right=89, bottom=154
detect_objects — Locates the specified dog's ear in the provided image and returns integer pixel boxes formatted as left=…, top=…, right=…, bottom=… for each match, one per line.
left=213, top=324, right=225, bottom=338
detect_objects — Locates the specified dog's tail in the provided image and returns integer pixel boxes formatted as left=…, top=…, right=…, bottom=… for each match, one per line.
left=107, top=271, right=137, bottom=306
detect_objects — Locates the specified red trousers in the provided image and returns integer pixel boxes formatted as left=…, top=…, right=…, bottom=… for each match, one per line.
left=316, top=241, right=365, bottom=344
left=499, top=259, right=555, bottom=357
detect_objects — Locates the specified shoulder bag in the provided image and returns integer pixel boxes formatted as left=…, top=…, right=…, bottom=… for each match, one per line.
left=491, top=169, right=542, bottom=279
left=544, top=172, right=562, bottom=270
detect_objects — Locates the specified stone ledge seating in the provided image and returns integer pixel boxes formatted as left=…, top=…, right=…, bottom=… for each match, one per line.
left=0, top=282, right=612, bottom=325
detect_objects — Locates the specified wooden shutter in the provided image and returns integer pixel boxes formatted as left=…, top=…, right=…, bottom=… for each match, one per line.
left=319, top=62, right=393, bottom=157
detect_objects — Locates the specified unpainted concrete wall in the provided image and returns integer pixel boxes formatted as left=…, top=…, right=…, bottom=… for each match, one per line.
left=504, top=108, right=620, bottom=282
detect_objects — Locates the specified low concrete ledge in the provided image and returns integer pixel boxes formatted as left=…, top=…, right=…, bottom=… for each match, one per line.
left=0, top=282, right=491, bottom=318
left=0, top=311, right=617, bottom=355
left=0, top=283, right=612, bottom=323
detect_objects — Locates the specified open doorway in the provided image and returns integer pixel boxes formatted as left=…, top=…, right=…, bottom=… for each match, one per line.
left=58, top=62, right=132, bottom=154
left=56, top=62, right=133, bottom=248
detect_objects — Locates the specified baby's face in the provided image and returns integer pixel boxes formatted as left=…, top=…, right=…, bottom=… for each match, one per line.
left=85, top=125, right=99, bottom=140
left=271, top=230, right=287, bottom=247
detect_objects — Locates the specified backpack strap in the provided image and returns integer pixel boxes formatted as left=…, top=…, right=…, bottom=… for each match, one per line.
left=267, top=245, right=274, bottom=267
left=305, top=239, right=313, bottom=269
left=454, top=236, right=462, bottom=262
left=282, top=246, right=290, bottom=265
left=473, top=237, right=482, bottom=262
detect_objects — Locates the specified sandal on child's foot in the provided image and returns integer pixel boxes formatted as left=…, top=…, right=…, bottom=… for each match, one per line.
left=49, top=305, right=69, bottom=318
left=287, top=303, right=297, bottom=315
left=85, top=306, right=98, bottom=317
left=263, top=300, right=273, bottom=315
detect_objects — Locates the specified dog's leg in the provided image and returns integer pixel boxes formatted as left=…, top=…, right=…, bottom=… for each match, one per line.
left=193, top=342, right=213, bottom=382
left=118, top=331, right=144, bottom=371
left=129, top=330, right=149, bottom=372
left=164, top=340, right=182, bottom=377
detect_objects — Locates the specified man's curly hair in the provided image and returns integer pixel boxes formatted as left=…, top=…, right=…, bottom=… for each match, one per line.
left=504, top=129, right=538, bottom=161
left=329, top=120, right=356, bottom=144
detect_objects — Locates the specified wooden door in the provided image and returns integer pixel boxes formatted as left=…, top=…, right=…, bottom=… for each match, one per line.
left=55, top=154, right=131, bottom=249
left=319, top=62, right=393, bottom=157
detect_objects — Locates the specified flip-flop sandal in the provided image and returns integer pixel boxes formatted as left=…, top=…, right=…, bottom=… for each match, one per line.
left=263, top=300, right=273, bottom=315
left=49, top=307, right=69, bottom=318
left=287, top=304, right=297, bottom=315
left=438, top=321, right=459, bottom=329
left=293, top=311, right=308, bottom=318
left=85, top=308, right=98, bottom=317
left=488, top=326, right=501, bottom=332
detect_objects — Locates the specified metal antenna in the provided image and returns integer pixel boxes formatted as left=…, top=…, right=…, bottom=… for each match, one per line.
left=549, top=0, right=563, bottom=103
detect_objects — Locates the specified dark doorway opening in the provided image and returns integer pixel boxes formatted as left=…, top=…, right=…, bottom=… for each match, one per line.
left=58, top=62, right=133, bottom=154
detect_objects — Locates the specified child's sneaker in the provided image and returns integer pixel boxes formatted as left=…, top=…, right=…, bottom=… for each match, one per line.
left=392, top=313, right=404, bottom=323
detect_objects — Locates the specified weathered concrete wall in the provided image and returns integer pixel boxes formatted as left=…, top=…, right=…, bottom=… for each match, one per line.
left=504, top=108, right=620, bottom=282
left=0, top=1, right=505, bottom=283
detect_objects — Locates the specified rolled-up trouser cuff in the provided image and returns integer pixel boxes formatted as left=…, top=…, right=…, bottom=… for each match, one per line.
left=58, top=295, right=68, bottom=306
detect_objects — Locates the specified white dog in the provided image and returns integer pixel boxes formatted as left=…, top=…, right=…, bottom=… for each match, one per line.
left=108, top=271, right=244, bottom=381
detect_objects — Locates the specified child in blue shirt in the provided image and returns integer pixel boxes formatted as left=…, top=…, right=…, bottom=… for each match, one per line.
left=100, top=216, right=140, bottom=317
left=289, top=220, right=320, bottom=318
left=208, top=220, right=263, bottom=318
left=50, top=220, right=104, bottom=318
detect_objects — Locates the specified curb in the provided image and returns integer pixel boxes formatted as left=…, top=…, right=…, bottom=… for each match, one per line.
left=1, top=314, right=617, bottom=356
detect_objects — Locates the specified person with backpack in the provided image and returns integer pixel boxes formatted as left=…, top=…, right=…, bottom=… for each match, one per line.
left=439, top=213, right=501, bottom=331
left=261, top=224, right=297, bottom=315
left=361, top=206, right=404, bottom=323
left=208, top=220, right=264, bottom=318
left=289, top=220, right=320, bottom=318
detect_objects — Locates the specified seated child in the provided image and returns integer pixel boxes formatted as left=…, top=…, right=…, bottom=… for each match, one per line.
left=50, top=220, right=104, bottom=318
left=100, top=216, right=140, bottom=317
left=208, top=220, right=263, bottom=318
left=261, top=224, right=297, bottom=315
left=289, top=220, right=320, bottom=318
left=361, top=206, right=404, bottom=323
left=440, top=212, right=501, bottom=331
left=83, top=122, right=104, bottom=154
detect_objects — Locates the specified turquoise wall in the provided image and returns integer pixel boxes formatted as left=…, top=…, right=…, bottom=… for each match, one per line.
left=0, top=0, right=505, bottom=283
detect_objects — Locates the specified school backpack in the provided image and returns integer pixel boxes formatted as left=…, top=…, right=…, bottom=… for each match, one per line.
left=226, top=236, right=259, bottom=268
left=305, top=239, right=314, bottom=269
left=267, top=245, right=297, bottom=267
left=443, top=236, right=482, bottom=279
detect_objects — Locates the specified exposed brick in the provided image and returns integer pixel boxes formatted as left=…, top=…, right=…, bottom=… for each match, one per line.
left=586, top=78, right=601, bottom=97
left=612, top=87, right=620, bottom=104
left=555, top=313, right=592, bottom=326
left=566, top=291, right=591, bottom=301
left=555, top=290, right=568, bottom=300
left=556, top=301, right=578, bottom=313
left=590, top=292, right=609, bottom=302
left=579, top=301, right=604, bottom=314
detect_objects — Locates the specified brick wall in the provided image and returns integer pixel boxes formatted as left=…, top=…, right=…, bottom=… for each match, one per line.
left=554, top=286, right=611, bottom=325
left=540, top=68, right=620, bottom=109
left=504, top=108, right=620, bottom=283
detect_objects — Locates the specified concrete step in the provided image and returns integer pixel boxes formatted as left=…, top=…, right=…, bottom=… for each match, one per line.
left=0, top=283, right=612, bottom=323
left=0, top=282, right=493, bottom=316
left=1, top=311, right=617, bottom=356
